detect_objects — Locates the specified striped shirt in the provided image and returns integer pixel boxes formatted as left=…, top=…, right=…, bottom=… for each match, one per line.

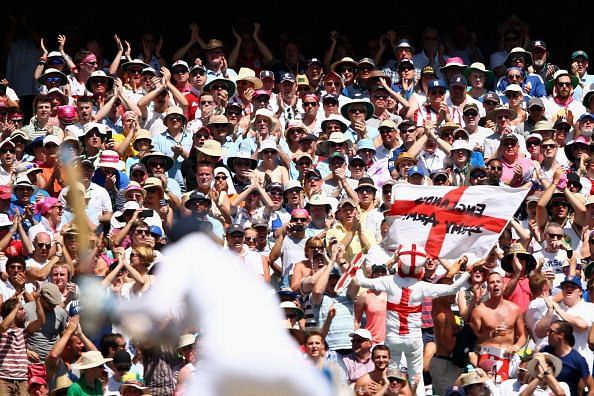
left=0, top=327, right=28, bottom=380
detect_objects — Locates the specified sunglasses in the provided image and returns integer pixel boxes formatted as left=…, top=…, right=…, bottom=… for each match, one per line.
left=244, top=237, right=257, bottom=242
left=291, top=217, right=307, bottom=223
left=45, top=76, right=63, bottom=83
left=166, top=115, right=184, bottom=122
left=338, top=67, right=355, bottom=73
left=349, top=108, right=366, bottom=114
left=484, top=100, right=499, bottom=106
left=37, top=242, right=51, bottom=249
left=557, top=81, right=572, bottom=87
left=128, top=68, right=142, bottom=74
left=134, top=229, right=150, bottom=236
left=262, top=149, right=276, bottom=155
left=551, top=201, right=569, bottom=208
left=226, top=110, right=241, bottom=116
left=541, top=144, right=557, bottom=149
left=429, top=89, right=446, bottom=95
left=211, top=85, right=227, bottom=91
left=303, top=102, right=318, bottom=107
left=215, top=175, right=227, bottom=180
left=507, top=74, right=522, bottom=80
left=505, top=92, right=521, bottom=98
left=463, top=110, right=478, bottom=117
left=374, top=94, right=388, bottom=100
left=357, top=187, right=375, bottom=194
left=324, top=81, right=339, bottom=86
left=173, top=68, right=188, bottom=74
left=527, top=141, right=540, bottom=147
left=489, top=166, right=503, bottom=171
left=1, top=148, right=15, bottom=153
left=269, top=191, right=283, bottom=197
left=297, top=161, right=312, bottom=166
left=150, top=161, right=167, bottom=168
left=191, top=69, right=206, bottom=76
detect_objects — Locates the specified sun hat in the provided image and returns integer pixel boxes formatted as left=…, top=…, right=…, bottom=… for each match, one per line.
left=37, top=68, right=68, bottom=86
left=114, top=201, right=141, bottom=222
left=121, top=58, right=150, bottom=72
left=94, top=150, right=124, bottom=170
left=51, top=375, right=72, bottom=394
left=340, top=98, right=374, bottom=120
left=236, top=67, right=263, bottom=89
left=72, top=351, right=112, bottom=370
left=227, top=151, right=258, bottom=173
left=464, top=62, right=495, bottom=87
left=85, top=70, right=114, bottom=92
left=176, top=333, right=197, bottom=351
left=526, top=352, right=562, bottom=378
left=280, top=301, right=304, bottom=321
left=204, top=77, right=236, bottom=97
left=141, top=151, right=174, bottom=171
left=197, top=139, right=222, bottom=157
left=501, top=243, right=537, bottom=274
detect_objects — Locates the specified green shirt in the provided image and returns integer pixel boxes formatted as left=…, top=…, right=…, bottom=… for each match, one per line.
left=67, top=378, right=103, bottom=396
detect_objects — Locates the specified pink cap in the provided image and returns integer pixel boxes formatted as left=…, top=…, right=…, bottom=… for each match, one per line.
left=290, top=208, right=310, bottom=218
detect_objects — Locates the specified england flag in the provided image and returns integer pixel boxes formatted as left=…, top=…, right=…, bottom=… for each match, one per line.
left=385, top=184, right=529, bottom=260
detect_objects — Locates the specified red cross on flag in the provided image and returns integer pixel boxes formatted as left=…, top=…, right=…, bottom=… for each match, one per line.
left=387, top=185, right=529, bottom=260
left=334, top=252, right=365, bottom=294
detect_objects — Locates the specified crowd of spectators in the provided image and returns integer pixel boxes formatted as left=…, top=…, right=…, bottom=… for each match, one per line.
left=1, top=12, right=594, bottom=396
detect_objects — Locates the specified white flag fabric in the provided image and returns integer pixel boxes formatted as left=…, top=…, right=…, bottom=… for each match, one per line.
left=385, top=184, right=529, bottom=260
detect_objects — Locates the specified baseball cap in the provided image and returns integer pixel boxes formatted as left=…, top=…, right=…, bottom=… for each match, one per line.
left=130, top=163, right=147, bottom=174
left=226, top=224, right=245, bottom=235
left=266, top=182, right=284, bottom=192
left=349, top=328, right=372, bottom=340
left=482, top=92, right=501, bottom=104
left=149, top=225, right=163, bottom=238
left=561, top=275, right=582, bottom=289
left=449, top=74, right=467, bottom=87
left=407, top=166, right=426, bottom=177
left=528, top=97, right=544, bottom=109
left=571, top=50, right=589, bottom=60
left=530, top=40, right=547, bottom=51
left=280, top=72, right=296, bottom=83
left=306, top=58, right=322, bottom=67
left=259, top=70, right=275, bottom=80
left=28, top=376, right=47, bottom=389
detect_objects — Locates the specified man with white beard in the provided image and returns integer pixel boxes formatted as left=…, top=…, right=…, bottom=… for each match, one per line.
left=528, top=40, right=559, bottom=83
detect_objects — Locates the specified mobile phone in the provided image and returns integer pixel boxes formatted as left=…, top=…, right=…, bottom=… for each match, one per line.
left=292, top=224, right=304, bottom=232
left=105, top=130, right=112, bottom=141
left=139, top=209, right=153, bottom=218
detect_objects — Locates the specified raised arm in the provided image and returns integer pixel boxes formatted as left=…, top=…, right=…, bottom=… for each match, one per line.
left=536, top=168, right=563, bottom=231
left=108, top=34, right=125, bottom=76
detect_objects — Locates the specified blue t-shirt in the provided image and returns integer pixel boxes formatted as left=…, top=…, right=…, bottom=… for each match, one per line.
left=541, top=346, right=589, bottom=396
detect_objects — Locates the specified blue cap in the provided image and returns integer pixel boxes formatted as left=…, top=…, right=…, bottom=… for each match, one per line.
left=356, top=139, right=376, bottom=153
left=449, top=74, right=468, bottom=86
left=561, top=275, right=582, bottom=289
left=407, top=166, right=426, bottom=177
left=149, top=225, right=163, bottom=237
left=280, top=72, right=296, bottom=83
left=428, top=79, right=447, bottom=90
left=578, top=113, right=594, bottom=122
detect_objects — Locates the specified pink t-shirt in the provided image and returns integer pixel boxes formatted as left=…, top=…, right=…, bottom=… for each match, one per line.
left=363, top=290, right=387, bottom=344
left=501, top=156, right=533, bottom=187
left=503, top=276, right=531, bottom=313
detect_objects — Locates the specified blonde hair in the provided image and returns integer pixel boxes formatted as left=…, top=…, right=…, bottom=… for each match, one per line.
left=132, top=245, right=156, bottom=264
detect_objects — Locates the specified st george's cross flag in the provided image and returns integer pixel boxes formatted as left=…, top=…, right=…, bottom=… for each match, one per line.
left=386, top=184, right=529, bottom=260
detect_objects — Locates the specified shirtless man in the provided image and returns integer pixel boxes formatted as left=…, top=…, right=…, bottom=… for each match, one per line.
left=470, top=271, right=526, bottom=381
left=354, top=345, right=391, bottom=395
left=430, top=277, right=462, bottom=396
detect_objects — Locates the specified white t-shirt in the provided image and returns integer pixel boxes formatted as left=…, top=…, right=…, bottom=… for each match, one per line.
left=555, top=300, right=594, bottom=372
left=533, top=249, right=568, bottom=288
left=519, top=381, right=570, bottom=396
